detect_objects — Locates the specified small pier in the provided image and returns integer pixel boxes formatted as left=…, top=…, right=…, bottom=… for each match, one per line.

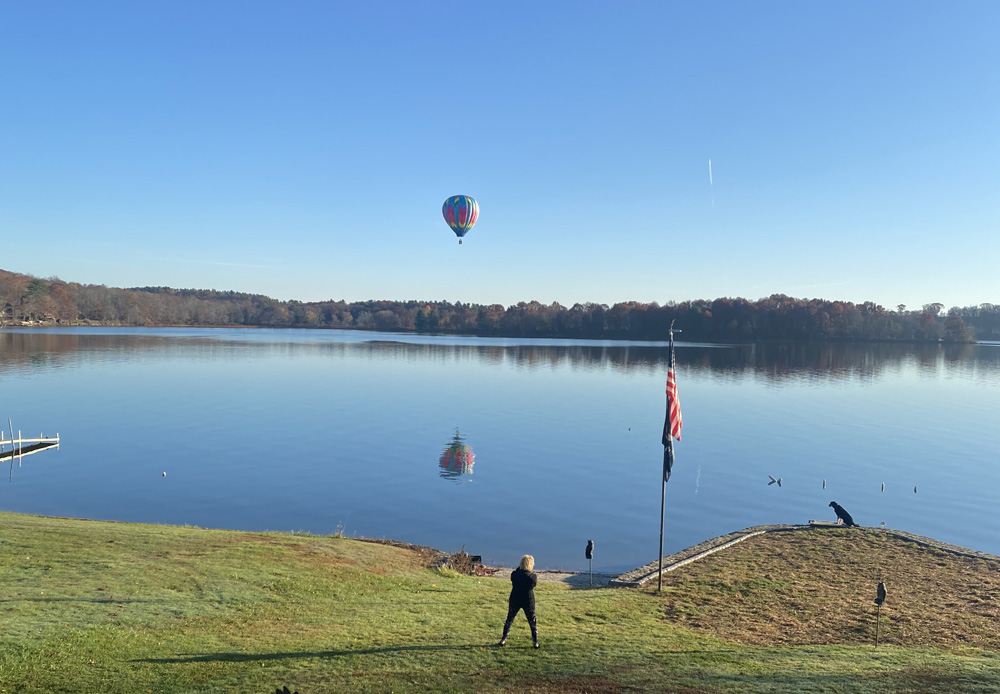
left=0, top=432, right=60, bottom=464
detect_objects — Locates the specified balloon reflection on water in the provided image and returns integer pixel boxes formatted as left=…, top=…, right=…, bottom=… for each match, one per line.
left=439, top=429, right=475, bottom=480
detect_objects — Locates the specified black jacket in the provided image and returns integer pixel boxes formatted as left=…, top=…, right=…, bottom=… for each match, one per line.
left=509, top=568, right=538, bottom=608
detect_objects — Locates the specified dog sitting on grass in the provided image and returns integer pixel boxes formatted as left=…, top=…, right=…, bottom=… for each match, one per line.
left=829, top=501, right=857, bottom=527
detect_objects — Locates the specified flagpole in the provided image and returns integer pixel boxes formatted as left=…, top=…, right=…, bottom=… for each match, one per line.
left=658, top=322, right=680, bottom=592
left=658, top=439, right=670, bottom=592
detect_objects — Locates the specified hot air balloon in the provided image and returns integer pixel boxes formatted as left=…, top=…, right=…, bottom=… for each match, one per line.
left=442, top=195, right=479, bottom=244
left=439, top=429, right=475, bottom=479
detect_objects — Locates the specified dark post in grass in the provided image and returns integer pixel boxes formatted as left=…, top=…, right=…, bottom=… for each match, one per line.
left=874, top=581, right=887, bottom=647
left=585, top=539, right=594, bottom=587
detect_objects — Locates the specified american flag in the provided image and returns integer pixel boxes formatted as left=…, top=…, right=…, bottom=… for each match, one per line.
left=661, top=337, right=682, bottom=482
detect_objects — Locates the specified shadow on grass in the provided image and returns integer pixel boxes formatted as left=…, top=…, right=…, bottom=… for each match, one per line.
left=135, top=644, right=498, bottom=664
left=1, top=597, right=159, bottom=604
left=137, top=644, right=743, bottom=666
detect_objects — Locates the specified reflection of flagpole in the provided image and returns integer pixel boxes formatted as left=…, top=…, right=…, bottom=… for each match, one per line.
left=658, top=322, right=682, bottom=592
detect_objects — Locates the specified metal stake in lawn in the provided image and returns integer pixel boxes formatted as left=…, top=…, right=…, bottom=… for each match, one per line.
left=874, top=581, right=887, bottom=647
left=658, top=322, right=681, bottom=592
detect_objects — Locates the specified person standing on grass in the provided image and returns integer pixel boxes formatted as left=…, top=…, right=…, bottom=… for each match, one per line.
left=499, top=554, right=539, bottom=648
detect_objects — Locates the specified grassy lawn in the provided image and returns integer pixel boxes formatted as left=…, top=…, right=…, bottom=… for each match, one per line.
left=1, top=513, right=998, bottom=693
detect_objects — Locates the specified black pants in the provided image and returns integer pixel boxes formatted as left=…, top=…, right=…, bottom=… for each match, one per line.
left=502, top=602, right=537, bottom=641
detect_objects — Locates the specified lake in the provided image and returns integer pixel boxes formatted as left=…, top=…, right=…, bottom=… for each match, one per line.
left=1, top=327, right=998, bottom=573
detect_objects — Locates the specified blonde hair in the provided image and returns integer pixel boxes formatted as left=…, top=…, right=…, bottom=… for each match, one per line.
left=519, top=554, right=535, bottom=571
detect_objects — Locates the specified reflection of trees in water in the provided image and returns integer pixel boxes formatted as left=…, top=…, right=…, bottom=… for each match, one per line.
left=0, top=332, right=265, bottom=374
left=1, top=332, right=997, bottom=384
left=353, top=340, right=998, bottom=384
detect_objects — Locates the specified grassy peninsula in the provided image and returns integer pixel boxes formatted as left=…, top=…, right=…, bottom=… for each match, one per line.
left=1, top=512, right=998, bottom=693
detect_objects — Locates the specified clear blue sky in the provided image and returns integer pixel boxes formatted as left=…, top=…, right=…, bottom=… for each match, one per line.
left=2, top=1, right=997, bottom=310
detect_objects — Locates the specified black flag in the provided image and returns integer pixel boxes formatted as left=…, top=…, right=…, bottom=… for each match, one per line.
left=662, top=436, right=674, bottom=483
left=875, top=581, right=887, bottom=606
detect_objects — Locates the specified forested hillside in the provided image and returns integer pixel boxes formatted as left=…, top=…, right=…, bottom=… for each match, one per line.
left=1, top=269, right=991, bottom=342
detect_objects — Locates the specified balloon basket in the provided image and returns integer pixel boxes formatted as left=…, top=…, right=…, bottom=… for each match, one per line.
left=459, top=239, right=463, bottom=245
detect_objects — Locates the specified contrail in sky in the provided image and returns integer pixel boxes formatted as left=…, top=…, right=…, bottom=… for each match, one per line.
left=709, top=158, right=714, bottom=207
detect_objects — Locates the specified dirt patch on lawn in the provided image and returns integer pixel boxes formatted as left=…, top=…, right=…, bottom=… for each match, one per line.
left=359, top=538, right=447, bottom=569
left=235, top=533, right=445, bottom=573
left=649, top=529, right=1000, bottom=650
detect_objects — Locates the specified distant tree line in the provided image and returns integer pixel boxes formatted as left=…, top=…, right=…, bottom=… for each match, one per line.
left=0, top=268, right=990, bottom=343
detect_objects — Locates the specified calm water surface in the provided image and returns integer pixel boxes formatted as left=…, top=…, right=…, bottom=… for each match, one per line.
left=1, top=328, right=998, bottom=573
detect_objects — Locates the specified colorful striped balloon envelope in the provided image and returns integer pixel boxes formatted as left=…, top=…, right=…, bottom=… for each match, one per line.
left=442, top=195, right=479, bottom=244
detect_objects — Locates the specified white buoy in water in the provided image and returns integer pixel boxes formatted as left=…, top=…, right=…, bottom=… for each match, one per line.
left=881, top=482, right=885, bottom=492
left=823, top=479, right=826, bottom=489
left=162, top=472, right=166, bottom=477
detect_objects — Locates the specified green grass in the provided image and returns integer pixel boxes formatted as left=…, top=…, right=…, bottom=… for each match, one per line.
left=1, top=513, right=998, bottom=693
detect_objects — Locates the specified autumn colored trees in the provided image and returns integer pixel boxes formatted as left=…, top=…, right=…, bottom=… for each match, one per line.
left=0, top=269, right=986, bottom=342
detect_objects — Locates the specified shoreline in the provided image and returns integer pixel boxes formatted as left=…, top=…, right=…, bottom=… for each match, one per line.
left=9, top=512, right=999, bottom=587
left=1, top=322, right=983, bottom=346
